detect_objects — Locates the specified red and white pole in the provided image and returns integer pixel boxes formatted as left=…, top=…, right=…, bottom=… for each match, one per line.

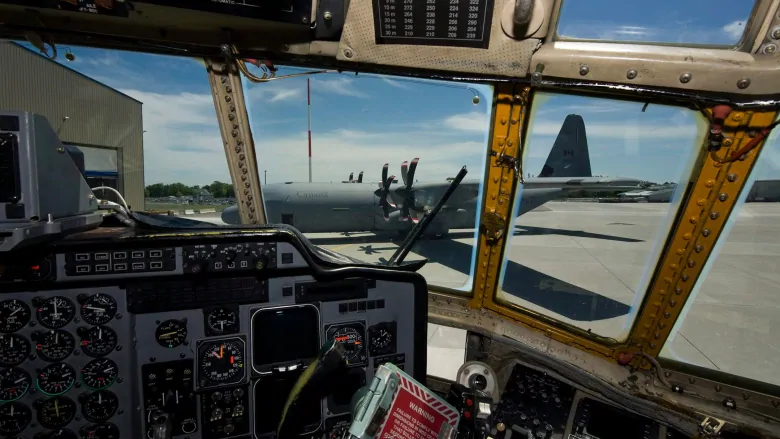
left=307, top=77, right=312, bottom=183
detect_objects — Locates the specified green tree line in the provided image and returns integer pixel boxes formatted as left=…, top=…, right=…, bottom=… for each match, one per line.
left=145, top=181, right=235, bottom=198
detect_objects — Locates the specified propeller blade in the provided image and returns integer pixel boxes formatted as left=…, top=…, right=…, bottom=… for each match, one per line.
left=385, top=175, right=395, bottom=192
left=400, top=161, right=409, bottom=186
left=401, top=206, right=410, bottom=221
left=349, top=172, right=354, bottom=182
left=358, top=171, right=364, bottom=183
left=407, top=158, right=419, bottom=188
left=381, top=163, right=389, bottom=188
left=382, top=203, right=390, bottom=221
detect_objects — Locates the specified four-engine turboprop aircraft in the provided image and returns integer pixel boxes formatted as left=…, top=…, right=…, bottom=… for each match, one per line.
left=221, top=115, right=644, bottom=234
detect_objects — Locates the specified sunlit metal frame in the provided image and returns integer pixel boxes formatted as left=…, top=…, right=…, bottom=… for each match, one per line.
left=205, top=58, right=267, bottom=225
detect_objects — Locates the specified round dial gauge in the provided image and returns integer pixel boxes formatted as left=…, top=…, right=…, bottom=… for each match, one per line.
left=206, top=308, right=238, bottom=334
left=0, top=334, right=31, bottom=367
left=35, top=330, right=75, bottom=362
left=0, top=402, right=31, bottom=435
left=37, top=396, right=77, bottom=429
left=79, top=294, right=117, bottom=326
left=155, top=320, right=187, bottom=348
left=0, top=368, right=31, bottom=402
left=197, top=339, right=245, bottom=387
left=368, top=322, right=396, bottom=356
left=36, top=297, right=76, bottom=329
left=81, top=422, right=120, bottom=439
left=81, top=390, right=119, bottom=422
left=327, top=324, right=367, bottom=365
left=0, top=300, right=31, bottom=333
left=37, top=363, right=76, bottom=396
left=81, top=358, right=118, bottom=390
left=80, top=326, right=117, bottom=357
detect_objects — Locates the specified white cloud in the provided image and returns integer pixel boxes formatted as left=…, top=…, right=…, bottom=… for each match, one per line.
left=247, top=83, right=304, bottom=103
left=529, top=121, right=697, bottom=140
left=311, top=77, right=368, bottom=98
left=443, top=112, right=488, bottom=132
left=381, top=77, right=412, bottom=89
left=722, top=20, right=746, bottom=40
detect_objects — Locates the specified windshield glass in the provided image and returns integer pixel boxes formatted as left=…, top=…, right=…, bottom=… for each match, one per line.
left=240, top=68, right=493, bottom=291
left=660, top=124, right=780, bottom=386
left=3, top=42, right=492, bottom=291
left=496, top=92, right=706, bottom=341
left=557, top=0, right=756, bottom=47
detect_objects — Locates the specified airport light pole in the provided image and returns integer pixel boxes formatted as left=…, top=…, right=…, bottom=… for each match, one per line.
left=307, top=77, right=312, bottom=183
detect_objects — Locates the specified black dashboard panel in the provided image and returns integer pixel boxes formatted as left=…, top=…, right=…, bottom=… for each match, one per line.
left=0, top=226, right=428, bottom=439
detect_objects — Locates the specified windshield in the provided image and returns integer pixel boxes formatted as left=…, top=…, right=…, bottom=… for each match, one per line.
left=3, top=42, right=492, bottom=291
left=239, top=68, right=492, bottom=290
left=497, top=92, right=705, bottom=341
left=557, top=0, right=756, bottom=47
left=660, top=122, right=780, bottom=387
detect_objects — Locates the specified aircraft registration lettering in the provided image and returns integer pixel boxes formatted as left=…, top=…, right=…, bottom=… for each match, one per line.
left=297, top=191, right=328, bottom=198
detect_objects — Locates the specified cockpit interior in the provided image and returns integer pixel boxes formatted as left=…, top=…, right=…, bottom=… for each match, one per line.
left=0, top=1, right=779, bottom=439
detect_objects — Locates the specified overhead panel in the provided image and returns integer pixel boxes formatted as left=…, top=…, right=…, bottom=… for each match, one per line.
left=338, top=0, right=540, bottom=76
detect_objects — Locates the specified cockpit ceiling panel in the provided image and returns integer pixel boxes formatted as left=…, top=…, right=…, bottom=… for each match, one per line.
left=337, top=0, right=540, bottom=77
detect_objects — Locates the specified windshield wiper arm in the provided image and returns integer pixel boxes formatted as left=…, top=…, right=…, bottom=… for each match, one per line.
left=386, top=166, right=468, bottom=266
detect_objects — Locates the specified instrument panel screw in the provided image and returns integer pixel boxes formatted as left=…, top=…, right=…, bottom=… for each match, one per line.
left=709, top=212, right=720, bottom=220
left=681, top=274, right=689, bottom=281
left=343, top=48, right=354, bottom=58
left=302, top=16, right=309, bottom=24
left=626, top=69, right=638, bottom=79
left=727, top=173, right=738, bottom=182
left=718, top=193, right=728, bottom=202
left=679, top=73, right=692, bottom=83
left=472, top=96, right=480, bottom=105
left=225, top=86, right=232, bottom=93
left=501, top=119, right=507, bottom=125
left=701, top=229, right=711, bottom=237
left=664, top=312, right=671, bottom=318
left=675, top=287, right=682, bottom=295
left=687, top=260, right=695, bottom=268
left=724, top=397, right=737, bottom=409
left=221, top=76, right=228, bottom=84
left=737, top=78, right=751, bottom=89
left=579, top=65, right=589, bottom=76
left=324, top=11, right=333, bottom=20
left=225, top=95, right=232, bottom=103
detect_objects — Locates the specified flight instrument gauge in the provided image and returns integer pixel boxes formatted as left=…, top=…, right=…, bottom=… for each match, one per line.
left=79, top=326, right=118, bottom=357
left=0, top=368, right=31, bottom=402
left=81, top=358, right=118, bottom=390
left=80, top=390, right=119, bottom=422
left=326, top=323, right=367, bottom=366
left=34, top=329, right=75, bottom=362
left=0, top=402, right=31, bottom=434
left=37, top=363, right=76, bottom=396
left=155, top=319, right=187, bottom=348
left=0, top=334, right=30, bottom=367
left=368, top=321, right=397, bottom=356
left=81, top=422, right=120, bottom=439
left=35, top=297, right=76, bottom=329
left=196, top=337, right=246, bottom=389
left=205, top=307, right=239, bottom=335
left=37, top=396, right=77, bottom=429
left=0, top=299, right=31, bottom=333
left=79, top=294, right=118, bottom=325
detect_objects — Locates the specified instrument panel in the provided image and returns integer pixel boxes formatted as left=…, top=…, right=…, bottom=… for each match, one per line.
left=0, top=231, right=428, bottom=439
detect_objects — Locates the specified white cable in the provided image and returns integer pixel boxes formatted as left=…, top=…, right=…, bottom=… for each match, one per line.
left=92, top=186, right=130, bottom=211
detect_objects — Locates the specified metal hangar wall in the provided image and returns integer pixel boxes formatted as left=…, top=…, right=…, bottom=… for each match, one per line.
left=0, top=41, right=145, bottom=210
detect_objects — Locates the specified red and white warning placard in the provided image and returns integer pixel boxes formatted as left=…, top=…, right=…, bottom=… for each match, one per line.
left=377, top=373, right=459, bottom=439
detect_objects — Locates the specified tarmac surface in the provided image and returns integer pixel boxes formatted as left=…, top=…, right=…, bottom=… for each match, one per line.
left=191, top=202, right=779, bottom=385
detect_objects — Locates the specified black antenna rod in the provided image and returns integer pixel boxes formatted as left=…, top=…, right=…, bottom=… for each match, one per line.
left=387, top=166, right=468, bottom=265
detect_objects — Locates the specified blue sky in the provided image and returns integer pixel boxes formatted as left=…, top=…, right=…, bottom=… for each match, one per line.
left=14, top=0, right=779, bottom=187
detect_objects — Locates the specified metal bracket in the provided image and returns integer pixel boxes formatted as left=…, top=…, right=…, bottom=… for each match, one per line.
left=480, top=211, right=507, bottom=245
left=698, top=416, right=726, bottom=437
left=204, top=57, right=266, bottom=225
left=491, top=151, right=521, bottom=181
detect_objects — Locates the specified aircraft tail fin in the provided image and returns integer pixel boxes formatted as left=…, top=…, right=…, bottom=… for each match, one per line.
left=357, top=171, right=363, bottom=183
left=538, top=114, right=592, bottom=178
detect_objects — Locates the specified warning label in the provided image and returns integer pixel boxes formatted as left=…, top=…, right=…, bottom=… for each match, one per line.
left=378, top=375, right=458, bottom=439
